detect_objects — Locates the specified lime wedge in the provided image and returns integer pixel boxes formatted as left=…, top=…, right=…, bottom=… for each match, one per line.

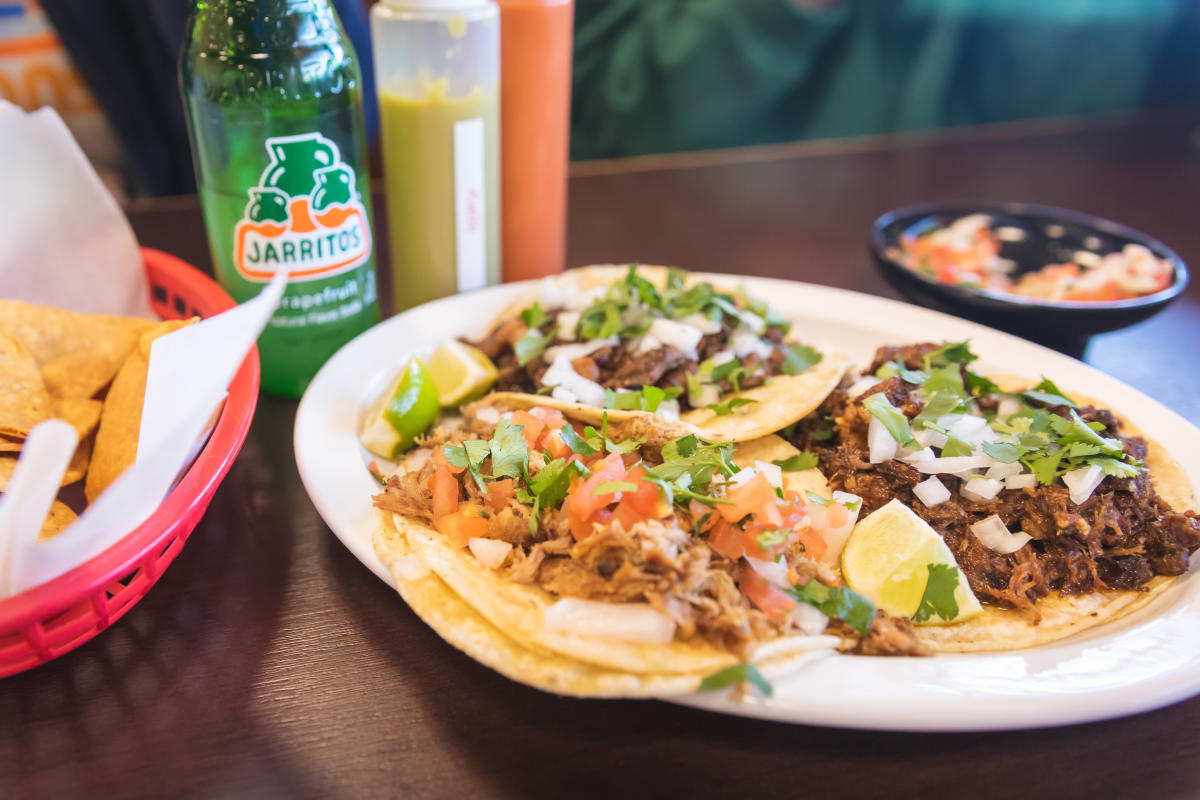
left=425, top=340, right=499, bottom=406
left=841, top=498, right=982, bottom=626
left=360, top=358, right=439, bottom=459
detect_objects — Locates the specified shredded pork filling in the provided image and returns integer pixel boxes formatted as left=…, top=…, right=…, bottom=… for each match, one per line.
left=791, top=343, right=1200, bottom=622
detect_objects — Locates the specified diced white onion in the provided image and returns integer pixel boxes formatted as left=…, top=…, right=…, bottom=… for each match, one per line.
left=555, top=311, right=581, bottom=339
left=644, top=318, right=704, bottom=360
left=790, top=601, right=829, bottom=636
left=1006, top=473, right=1037, bottom=490
left=682, top=312, right=722, bottom=335
left=985, top=461, right=1023, bottom=480
left=393, top=554, right=431, bottom=581
left=693, top=384, right=721, bottom=408
left=754, top=460, right=784, bottom=489
left=970, top=515, right=1032, bottom=554
left=738, top=309, right=767, bottom=334
left=542, top=355, right=607, bottom=407
left=832, top=491, right=861, bottom=508
left=543, top=598, right=677, bottom=644
left=468, top=537, right=512, bottom=569
left=868, top=416, right=899, bottom=464
left=961, top=477, right=1003, bottom=502
left=711, top=350, right=736, bottom=366
left=940, top=413, right=992, bottom=445
left=731, top=327, right=773, bottom=359
left=474, top=406, right=500, bottom=424
left=746, top=555, right=790, bottom=588
left=900, top=446, right=936, bottom=463
left=913, top=428, right=948, bottom=449
left=912, top=454, right=993, bottom=474
left=544, top=335, right=618, bottom=364
left=996, top=396, right=1021, bottom=421
left=655, top=399, right=680, bottom=420
left=1063, top=464, right=1104, bottom=505
left=913, top=476, right=952, bottom=507
left=551, top=386, right=578, bottom=404
left=636, top=334, right=662, bottom=353
left=565, top=285, right=607, bottom=311
left=728, top=468, right=759, bottom=489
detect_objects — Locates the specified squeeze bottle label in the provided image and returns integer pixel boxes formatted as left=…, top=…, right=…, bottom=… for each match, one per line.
left=233, top=133, right=373, bottom=282
left=453, top=117, right=487, bottom=293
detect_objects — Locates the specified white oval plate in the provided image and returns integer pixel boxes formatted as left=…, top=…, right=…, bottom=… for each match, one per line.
left=295, top=274, right=1200, bottom=731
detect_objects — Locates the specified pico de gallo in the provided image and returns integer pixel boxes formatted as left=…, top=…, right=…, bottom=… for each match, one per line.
left=372, top=403, right=930, bottom=658
left=894, top=214, right=1173, bottom=302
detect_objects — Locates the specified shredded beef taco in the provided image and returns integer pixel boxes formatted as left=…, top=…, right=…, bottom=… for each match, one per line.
left=789, top=341, right=1200, bottom=652
left=371, top=402, right=931, bottom=697
left=467, top=265, right=848, bottom=443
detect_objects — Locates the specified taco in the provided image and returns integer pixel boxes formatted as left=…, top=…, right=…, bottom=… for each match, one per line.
left=371, top=403, right=925, bottom=697
left=467, top=265, right=848, bottom=443
left=788, top=341, right=1200, bottom=652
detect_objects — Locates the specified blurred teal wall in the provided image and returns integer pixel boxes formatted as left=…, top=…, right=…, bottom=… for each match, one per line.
left=570, top=0, right=1197, bottom=159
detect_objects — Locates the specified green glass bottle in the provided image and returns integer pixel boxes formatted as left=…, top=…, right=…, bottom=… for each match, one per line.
left=180, top=0, right=380, bottom=397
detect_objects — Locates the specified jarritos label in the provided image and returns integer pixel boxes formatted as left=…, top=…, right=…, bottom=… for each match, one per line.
left=233, top=133, right=372, bottom=281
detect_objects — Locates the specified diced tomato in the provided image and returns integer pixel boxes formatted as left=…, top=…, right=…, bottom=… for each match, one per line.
left=611, top=499, right=644, bottom=532
left=511, top=410, right=547, bottom=450
left=485, top=478, right=514, bottom=514
left=621, top=465, right=660, bottom=515
left=431, top=447, right=464, bottom=475
left=565, top=452, right=626, bottom=520
left=429, top=465, right=460, bottom=519
left=689, top=500, right=719, bottom=533
left=568, top=506, right=611, bottom=541
left=542, top=429, right=572, bottom=460
left=708, top=519, right=746, bottom=560
left=739, top=567, right=796, bottom=618
left=719, top=473, right=782, bottom=527
left=435, top=507, right=490, bottom=548
left=528, top=406, right=565, bottom=429
left=826, top=502, right=849, bottom=530
left=795, top=526, right=827, bottom=562
left=741, top=524, right=778, bottom=561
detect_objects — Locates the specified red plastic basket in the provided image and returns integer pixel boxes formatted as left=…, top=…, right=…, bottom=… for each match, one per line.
left=0, top=248, right=260, bottom=677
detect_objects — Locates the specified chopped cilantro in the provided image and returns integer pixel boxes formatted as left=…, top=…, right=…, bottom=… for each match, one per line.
left=710, top=358, right=743, bottom=383
left=444, top=439, right=491, bottom=492
left=788, top=580, right=876, bottom=635
left=592, top=480, right=638, bottom=496
left=939, top=434, right=974, bottom=458
left=604, top=385, right=682, bottom=412
left=527, top=457, right=587, bottom=534
left=557, top=423, right=600, bottom=457
left=981, top=441, right=1021, bottom=463
left=520, top=302, right=547, bottom=329
left=912, top=563, right=960, bottom=623
left=755, top=529, right=790, bottom=549
left=781, top=344, right=823, bottom=376
left=773, top=451, right=819, bottom=471
left=685, top=370, right=705, bottom=405
left=862, top=392, right=917, bottom=448
left=582, top=416, right=642, bottom=455
left=921, top=363, right=967, bottom=402
left=811, top=416, right=836, bottom=442
left=514, top=327, right=556, bottom=366
left=489, top=418, right=529, bottom=480
left=875, top=359, right=929, bottom=385
left=577, top=300, right=623, bottom=339
left=911, top=390, right=964, bottom=429
left=1021, top=377, right=1076, bottom=408
left=922, top=341, right=978, bottom=370
left=698, top=663, right=773, bottom=697
left=706, top=397, right=758, bottom=416
left=965, top=370, right=1001, bottom=397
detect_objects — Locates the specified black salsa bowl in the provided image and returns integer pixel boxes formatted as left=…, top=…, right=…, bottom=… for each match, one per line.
left=870, top=202, right=1189, bottom=350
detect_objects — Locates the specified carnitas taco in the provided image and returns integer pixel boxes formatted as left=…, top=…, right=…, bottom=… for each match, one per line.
left=467, top=265, right=848, bottom=443
left=788, top=341, right=1200, bottom=651
left=371, top=403, right=925, bottom=698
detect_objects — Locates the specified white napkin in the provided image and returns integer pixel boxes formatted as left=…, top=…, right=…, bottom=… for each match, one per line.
left=0, top=101, right=152, bottom=318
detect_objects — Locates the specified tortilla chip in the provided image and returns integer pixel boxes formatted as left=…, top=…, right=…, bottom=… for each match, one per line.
left=63, top=435, right=91, bottom=486
left=38, top=500, right=77, bottom=539
left=0, top=435, right=21, bottom=453
left=484, top=265, right=848, bottom=443
left=52, top=396, right=103, bottom=441
left=373, top=512, right=833, bottom=697
left=0, top=331, right=51, bottom=439
left=85, top=318, right=195, bottom=502
left=0, top=299, right=153, bottom=400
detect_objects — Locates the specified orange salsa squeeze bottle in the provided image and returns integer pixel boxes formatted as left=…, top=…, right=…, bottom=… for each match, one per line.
left=498, top=0, right=573, bottom=282
left=371, top=0, right=502, bottom=313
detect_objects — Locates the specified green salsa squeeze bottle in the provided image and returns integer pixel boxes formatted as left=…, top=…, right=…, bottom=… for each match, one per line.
left=180, top=0, right=380, bottom=397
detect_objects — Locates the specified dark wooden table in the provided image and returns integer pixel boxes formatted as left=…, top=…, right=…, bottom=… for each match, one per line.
left=5, top=112, right=1200, bottom=799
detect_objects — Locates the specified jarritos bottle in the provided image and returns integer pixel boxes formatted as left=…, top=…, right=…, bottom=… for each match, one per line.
left=180, top=0, right=380, bottom=397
